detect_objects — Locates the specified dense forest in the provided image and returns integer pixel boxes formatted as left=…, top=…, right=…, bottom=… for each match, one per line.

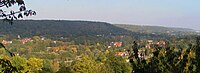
left=115, top=24, right=197, bottom=34
left=0, top=20, right=200, bottom=73
left=0, top=20, right=131, bottom=37
left=1, top=20, right=199, bottom=38
left=0, top=20, right=199, bottom=42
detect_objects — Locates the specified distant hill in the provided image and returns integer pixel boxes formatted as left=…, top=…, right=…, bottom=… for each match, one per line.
left=0, top=20, right=197, bottom=39
left=114, top=24, right=196, bottom=34
left=0, top=20, right=132, bottom=38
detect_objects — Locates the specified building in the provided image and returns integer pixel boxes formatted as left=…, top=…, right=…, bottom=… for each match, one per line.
left=115, top=52, right=128, bottom=57
left=114, top=42, right=122, bottom=47
left=148, top=40, right=153, bottom=44
left=20, top=38, right=33, bottom=44
left=2, top=40, right=12, bottom=45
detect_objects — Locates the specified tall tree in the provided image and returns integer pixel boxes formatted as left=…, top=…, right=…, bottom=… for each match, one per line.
left=196, top=36, right=200, bottom=72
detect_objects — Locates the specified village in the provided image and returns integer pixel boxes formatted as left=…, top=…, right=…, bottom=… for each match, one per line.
left=1, top=35, right=166, bottom=61
left=0, top=34, right=198, bottom=73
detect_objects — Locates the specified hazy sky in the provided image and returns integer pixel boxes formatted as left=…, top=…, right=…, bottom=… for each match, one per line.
left=24, top=0, right=200, bottom=30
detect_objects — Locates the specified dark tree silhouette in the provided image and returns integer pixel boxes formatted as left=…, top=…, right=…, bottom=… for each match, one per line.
left=132, top=41, right=138, bottom=59
left=0, top=0, right=36, bottom=24
left=196, top=36, right=200, bottom=72
left=0, top=59, right=19, bottom=73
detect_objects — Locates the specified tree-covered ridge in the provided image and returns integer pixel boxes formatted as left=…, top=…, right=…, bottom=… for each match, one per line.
left=0, top=20, right=132, bottom=37
left=115, top=24, right=198, bottom=35
left=1, top=20, right=198, bottom=39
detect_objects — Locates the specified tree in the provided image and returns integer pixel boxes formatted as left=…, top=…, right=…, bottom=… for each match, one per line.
left=105, top=52, right=132, bottom=73
left=196, top=36, right=200, bottom=72
left=0, top=56, right=43, bottom=73
left=0, top=43, right=15, bottom=57
left=27, top=58, right=43, bottom=72
left=0, top=58, right=18, bottom=73
left=0, top=0, right=36, bottom=24
left=70, top=54, right=99, bottom=73
left=129, top=43, right=197, bottom=73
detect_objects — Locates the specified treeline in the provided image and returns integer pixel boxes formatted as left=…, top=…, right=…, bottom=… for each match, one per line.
left=115, top=24, right=196, bottom=34
left=0, top=20, right=131, bottom=38
left=1, top=20, right=197, bottom=41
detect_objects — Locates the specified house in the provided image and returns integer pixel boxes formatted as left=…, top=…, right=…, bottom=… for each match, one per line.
left=160, top=41, right=166, bottom=45
left=41, top=37, right=45, bottom=40
left=114, top=42, right=122, bottom=47
left=2, top=40, right=12, bottom=45
left=138, top=49, right=146, bottom=60
left=156, top=41, right=166, bottom=47
left=108, top=42, right=122, bottom=48
left=17, top=35, right=21, bottom=39
left=115, top=52, right=128, bottom=57
left=46, top=47, right=52, bottom=51
left=145, top=44, right=151, bottom=49
left=147, top=40, right=153, bottom=44
left=20, top=38, right=33, bottom=44
left=108, top=46, right=112, bottom=49
left=157, top=42, right=161, bottom=46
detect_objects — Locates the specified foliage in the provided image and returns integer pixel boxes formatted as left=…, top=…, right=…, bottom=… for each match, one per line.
left=115, top=24, right=197, bottom=35
left=196, top=36, right=200, bottom=72
left=130, top=41, right=198, bottom=73
left=0, top=58, right=18, bottom=73
left=0, top=56, right=43, bottom=73
left=70, top=54, right=99, bottom=73
left=0, top=0, right=36, bottom=24
left=0, top=22, right=199, bottom=73
left=27, top=58, right=43, bottom=72
left=0, top=20, right=131, bottom=38
left=105, top=52, right=132, bottom=73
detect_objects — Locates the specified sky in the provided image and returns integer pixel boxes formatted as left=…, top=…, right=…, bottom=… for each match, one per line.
left=22, top=0, right=200, bottom=30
